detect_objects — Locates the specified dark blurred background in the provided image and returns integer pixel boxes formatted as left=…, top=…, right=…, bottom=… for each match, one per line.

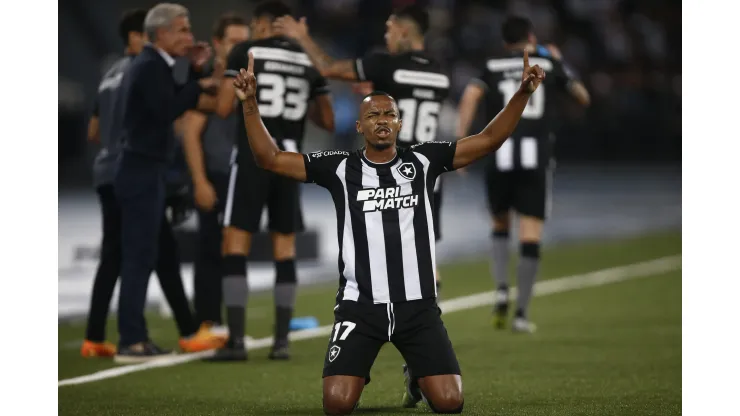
left=59, top=0, right=681, bottom=188
left=58, top=0, right=681, bottom=317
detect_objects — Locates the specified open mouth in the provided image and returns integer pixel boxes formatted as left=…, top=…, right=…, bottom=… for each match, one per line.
left=375, top=127, right=391, bottom=138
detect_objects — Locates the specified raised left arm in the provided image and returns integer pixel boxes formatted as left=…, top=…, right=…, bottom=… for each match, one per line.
left=452, top=51, right=545, bottom=170
left=273, top=16, right=358, bottom=81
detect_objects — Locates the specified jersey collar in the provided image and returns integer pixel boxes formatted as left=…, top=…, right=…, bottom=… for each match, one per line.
left=360, top=147, right=400, bottom=169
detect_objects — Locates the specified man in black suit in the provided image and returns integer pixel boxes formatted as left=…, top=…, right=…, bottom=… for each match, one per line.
left=113, top=2, right=219, bottom=362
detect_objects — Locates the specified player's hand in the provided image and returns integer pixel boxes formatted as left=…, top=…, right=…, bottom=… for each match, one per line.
left=188, top=42, right=212, bottom=71
left=193, top=179, right=217, bottom=211
left=273, top=15, right=309, bottom=40
left=233, top=52, right=256, bottom=102
left=519, top=50, right=545, bottom=94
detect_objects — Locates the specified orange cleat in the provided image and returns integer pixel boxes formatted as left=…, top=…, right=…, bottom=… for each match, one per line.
left=80, top=340, right=117, bottom=358
left=179, top=323, right=228, bottom=353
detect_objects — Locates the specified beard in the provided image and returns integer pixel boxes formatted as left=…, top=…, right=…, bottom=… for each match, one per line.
left=368, top=141, right=393, bottom=151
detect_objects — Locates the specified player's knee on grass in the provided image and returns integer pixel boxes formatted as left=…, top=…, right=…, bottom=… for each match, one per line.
left=419, top=375, right=464, bottom=414
left=322, top=376, right=364, bottom=415
left=222, top=227, right=252, bottom=256
left=518, top=215, right=543, bottom=243
left=493, top=212, right=511, bottom=232
left=271, top=232, right=297, bottom=261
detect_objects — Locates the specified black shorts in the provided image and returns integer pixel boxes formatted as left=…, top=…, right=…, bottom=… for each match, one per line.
left=485, top=163, right=553, bottom=220
left=322, top=298, right=460, bottom=383
left=223, top=157, right=304, bottom=234
left=432, top=177, right=443, bottom=242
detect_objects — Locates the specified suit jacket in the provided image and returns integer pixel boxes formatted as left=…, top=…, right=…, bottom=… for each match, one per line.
left=119, top=45, right=203, bottom=162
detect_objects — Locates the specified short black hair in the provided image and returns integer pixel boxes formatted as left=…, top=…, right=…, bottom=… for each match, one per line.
left=394, top=5, right=430, bottom=35
left=118, top=9, right=148, bottom=46
left=363, top=90, right=396, bottom=103
left=253, top=1, right=292, bottom=21
left=502, top=16, right=533, bottom=45
left=213, top=12, right=248, bottom=39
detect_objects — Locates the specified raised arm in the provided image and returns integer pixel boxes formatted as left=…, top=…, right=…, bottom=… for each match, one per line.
left=453, top=51, right=545, bottom=170
left=273, top=16, right=358, bottom=81
left=547, top=44, right=590, bottom=107
left=233, top=52, right=307, bottom=182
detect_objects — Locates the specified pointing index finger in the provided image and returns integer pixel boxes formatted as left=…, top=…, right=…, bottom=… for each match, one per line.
left=523, top=49, right=529, bottom=69
left=247, top=51, right=254, bottom=74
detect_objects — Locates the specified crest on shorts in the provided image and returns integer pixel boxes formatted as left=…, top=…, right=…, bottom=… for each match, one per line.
left=396, top=162, right=417, bottom=181
left=329, top=345, right=341, bottom=362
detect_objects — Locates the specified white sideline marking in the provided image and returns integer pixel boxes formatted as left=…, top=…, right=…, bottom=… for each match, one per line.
left=58, top=255, right=681, bottom=387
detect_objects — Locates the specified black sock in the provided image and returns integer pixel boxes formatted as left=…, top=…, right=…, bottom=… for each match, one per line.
left=516, top=242, right=541, bottom=319
left=274, top=259, right=297, bottom=348
left=222, top=255, right=247, bottom=346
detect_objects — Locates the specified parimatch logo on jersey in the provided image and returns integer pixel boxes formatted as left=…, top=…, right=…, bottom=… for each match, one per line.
left=356, top=186, right=419, bottom=212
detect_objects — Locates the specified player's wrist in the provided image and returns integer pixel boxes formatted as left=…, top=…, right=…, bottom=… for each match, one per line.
left=193, top=176, right=210, bottom=187
left=295, top=32, right=310, bottom=43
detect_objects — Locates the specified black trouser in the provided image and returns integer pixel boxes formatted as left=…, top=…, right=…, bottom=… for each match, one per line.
left=193, top=170, right=229, bottom=325
left=113, top=154, right=197, bottom=347
left=84, top=184, right=198, bottom=343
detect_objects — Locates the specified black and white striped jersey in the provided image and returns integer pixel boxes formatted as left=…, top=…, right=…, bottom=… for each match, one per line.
left=302, top=141, right=456, bottom=304
left=353, top=51, right=450, bottom=148
left=226, top=36, right=330, bottom=164
left=472, top=48, right=577, bottom=171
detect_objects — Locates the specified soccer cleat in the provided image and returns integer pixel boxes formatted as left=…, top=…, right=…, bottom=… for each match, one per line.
left=492, top=289, right=509, bottom=329
left=114, top=341, right=175, bottom=364
left=268, top=345, right=290, bottom=360
left=401, top=364, right=423, bottom=408
left=179, top=323, right=228, bottom=353
left=204, top=338, right=248, bottom=362
left=80, top=340, right=116, bottom=358
left=512, top=317, right=537, bottom=333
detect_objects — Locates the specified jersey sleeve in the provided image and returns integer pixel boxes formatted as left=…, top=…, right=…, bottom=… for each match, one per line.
left=469, top=62, right=491, bottom=92
left=410, top=141, right=457, bottom=177
left=551, top=58, right=579, bottom=91
left=302, top=150, right=351, bottom=187
left=310, top=72, right=331, bottom=99
left=224, top=42, right=250, bottom=79
left=353, top=51, right=391, bottom=83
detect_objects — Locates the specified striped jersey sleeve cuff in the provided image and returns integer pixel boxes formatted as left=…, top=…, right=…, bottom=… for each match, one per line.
left=302, top=154, right=314, bottom=183
left=354, top=58, right=366, bottom=81
left=312, top=86, right=331, bottom=96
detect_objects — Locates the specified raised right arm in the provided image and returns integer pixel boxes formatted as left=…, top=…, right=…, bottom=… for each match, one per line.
left=233, top=53, right=307, bottom=182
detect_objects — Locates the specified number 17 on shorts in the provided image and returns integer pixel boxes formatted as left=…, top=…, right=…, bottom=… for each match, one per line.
left=328, top=321, right=356, bottom=362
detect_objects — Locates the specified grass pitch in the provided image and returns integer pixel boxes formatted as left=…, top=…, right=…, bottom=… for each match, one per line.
left=58, top=231, right=681, bottom=415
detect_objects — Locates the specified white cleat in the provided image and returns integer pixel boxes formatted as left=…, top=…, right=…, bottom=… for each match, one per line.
left=512, top=317, right=537, bottom=333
